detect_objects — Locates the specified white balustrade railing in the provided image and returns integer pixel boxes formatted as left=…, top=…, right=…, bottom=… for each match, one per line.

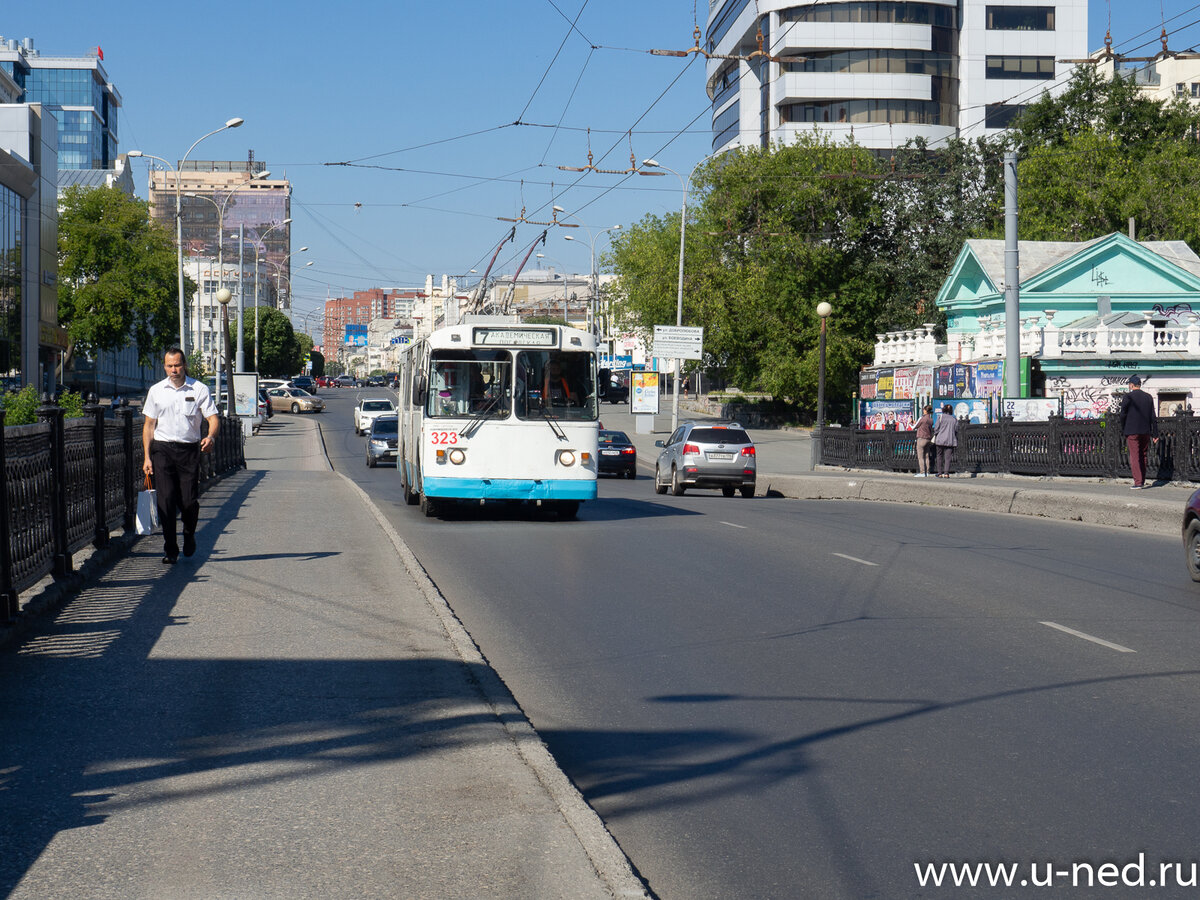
left=873, top=319, right=1200, bottom=364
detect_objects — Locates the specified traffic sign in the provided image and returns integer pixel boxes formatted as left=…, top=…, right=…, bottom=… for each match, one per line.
left=653, top=325, right=703, bottom=360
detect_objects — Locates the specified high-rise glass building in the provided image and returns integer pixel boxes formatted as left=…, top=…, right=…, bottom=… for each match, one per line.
left=0, top=37, right=120, bottom=171
left=706, top=0, right=1087, bottom=153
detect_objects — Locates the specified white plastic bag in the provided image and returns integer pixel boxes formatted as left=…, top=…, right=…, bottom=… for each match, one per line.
left=136, top=474, right=159, bottom=535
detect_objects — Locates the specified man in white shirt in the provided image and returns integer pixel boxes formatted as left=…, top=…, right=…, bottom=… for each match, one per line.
left=142, top=348, right=220, bottom=564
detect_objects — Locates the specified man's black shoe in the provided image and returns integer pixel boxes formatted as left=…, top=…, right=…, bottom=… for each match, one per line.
left=162, top=554, right=177, bottom=565
left=183, top=533, right=196, bottom=557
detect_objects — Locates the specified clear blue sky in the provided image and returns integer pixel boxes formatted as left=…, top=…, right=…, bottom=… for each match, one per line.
left=4, top=1, right=1198, bottom=328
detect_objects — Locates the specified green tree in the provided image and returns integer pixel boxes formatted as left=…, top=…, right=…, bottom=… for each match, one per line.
left=57, top=185, right=192, bottom=368
left=234, top=307, right=304, bottom=377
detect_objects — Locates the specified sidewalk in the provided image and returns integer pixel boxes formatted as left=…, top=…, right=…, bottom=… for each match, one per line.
left=0, top=417, right=647, bottom=900
left=603, top=401, right=1194, bottom=537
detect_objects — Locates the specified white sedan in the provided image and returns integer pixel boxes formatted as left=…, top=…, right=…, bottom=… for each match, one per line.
left=353, top=397, right=396, bottom=435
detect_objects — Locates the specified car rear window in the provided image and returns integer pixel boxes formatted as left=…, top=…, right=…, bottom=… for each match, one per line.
left=372, top=418, right=398, bottom=434
left=363, top=400, right=394, bottom=411
left=689, top=427, right=751, bottom=444
left=599, top=431, right=631, bottom=443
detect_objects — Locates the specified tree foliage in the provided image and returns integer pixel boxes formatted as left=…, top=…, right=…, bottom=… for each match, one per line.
left=231, top=306, right=306, bottom=377
left=57, top=186, right=192, bottom=367
left=605, top=70, right=1200, bottom=418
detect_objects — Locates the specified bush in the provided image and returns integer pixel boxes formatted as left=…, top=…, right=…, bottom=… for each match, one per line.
left=2, top=385, right=88, bottom=425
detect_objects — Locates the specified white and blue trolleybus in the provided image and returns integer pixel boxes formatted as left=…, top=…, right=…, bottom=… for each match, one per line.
left=397, top=320, right=604, bottom=518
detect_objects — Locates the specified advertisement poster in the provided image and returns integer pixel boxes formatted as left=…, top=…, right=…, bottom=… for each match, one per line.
left=232, top=372, right=260, bottom=418
left=344, top=324, right=368, bottom=347
left=875, top=368, right=894, bottom=400
left=631, top=370, right=660, bottom=414
left=893, top=366, right=918, bottom=399
left=934, top=397, right=990, bottom=424
left=860, top=399, right=915, bottom=430
left=859, top=368, right=878, bottom=400
left=975, top=361, right=1005, bottom=397
left=1001, top=397, right=1062, bottom=421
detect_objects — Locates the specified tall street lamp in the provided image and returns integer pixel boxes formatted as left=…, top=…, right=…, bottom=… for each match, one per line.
left=813, top=301, right=832, bottom=470
left=641, top=157, right=709, bottom=433
left=245, top=218, right=292, bottom=372
left=562, top=219, right=621, bottom=342
left=127, top=117, right=243, bottom=356
left=267, top=254, right=312, bottom=316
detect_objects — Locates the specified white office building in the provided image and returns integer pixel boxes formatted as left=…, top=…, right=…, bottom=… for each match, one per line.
left=706, top=0, right=1087, bottom=153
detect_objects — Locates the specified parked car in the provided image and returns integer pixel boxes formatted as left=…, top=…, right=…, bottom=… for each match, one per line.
left=654, top=421, right=756, bottom=497
left=604, top=378, right=630, bottom=404
left=291, top=375, right=317, bottom=393
left=258, top=388, right=273, bottom=419
left=315, top=375, right=332, bottom=388
left=354, top=397, right=397, bottom=434
left=598, top=429, right=637, bottom=478
left=260, top=378, right=290, bottom=391
left=333, top=374, right=356, bottom=388
left=365, top=414, right=399, bottom=467
left=266, top=386, right=325, bottom=414
left=1184, top=489, right=1200, bottom=581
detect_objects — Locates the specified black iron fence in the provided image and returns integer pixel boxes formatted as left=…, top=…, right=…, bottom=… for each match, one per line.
left=1, top=397, right=244, bottom=626
left=820, top=410, right=1200, bottom=483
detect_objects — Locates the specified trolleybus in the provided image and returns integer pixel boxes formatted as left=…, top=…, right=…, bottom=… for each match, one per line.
left=396, top=320, right=604, bottom=518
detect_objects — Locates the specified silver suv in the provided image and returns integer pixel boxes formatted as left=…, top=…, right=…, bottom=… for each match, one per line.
left=654, top=422, right=756, bottom=497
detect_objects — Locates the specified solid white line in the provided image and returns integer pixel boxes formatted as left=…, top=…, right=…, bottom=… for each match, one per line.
left=1040, top=621, right=1136, bottom=653
left=832, top=552, right=878, bottom=567
left=719, top=521, right=747, bottom=529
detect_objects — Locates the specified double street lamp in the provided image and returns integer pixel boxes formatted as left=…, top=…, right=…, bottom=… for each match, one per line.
left=561, top=220, right=621, bottom=342
left=127, top=117, right=244, bottom=355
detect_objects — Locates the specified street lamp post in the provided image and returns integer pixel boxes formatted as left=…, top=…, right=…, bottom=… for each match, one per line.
left=215, top=288, right=233, bottom=409
left=128, top=117, right=243, bottom=355
left=562, top=221, right=621, bottom=342
left=813, top=301, right=832, bottom=470
left=184, top=170, right=270, bottom=371
left=642, top=157, right=708, bottom=433
left=244, top=218, right=292, bottom=372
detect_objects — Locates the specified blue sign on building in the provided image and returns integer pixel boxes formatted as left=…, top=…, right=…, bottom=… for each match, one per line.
left=344, top=324, right=368, bottom=347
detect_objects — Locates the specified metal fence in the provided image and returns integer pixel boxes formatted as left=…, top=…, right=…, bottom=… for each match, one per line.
left=0, top=397, right=245, bottom=625
left=819, top=410, right=1200, bottom=483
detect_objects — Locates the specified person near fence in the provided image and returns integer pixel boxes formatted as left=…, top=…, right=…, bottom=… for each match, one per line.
left=914, top=404, right=934, bottom=477
left=142, top=348, right=220, bottom=564
left=1119, top=375, right=1158, bottom=489
left=932, top=404, right=959, bottom=478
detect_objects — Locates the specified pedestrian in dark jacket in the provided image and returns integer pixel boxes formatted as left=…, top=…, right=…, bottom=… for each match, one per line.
left=1119, top=375, right=1158, bottom=489
left=932, top=404, right=959, bottom=478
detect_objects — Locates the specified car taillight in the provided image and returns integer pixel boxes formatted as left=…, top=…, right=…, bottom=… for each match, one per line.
left=621, top=446, right=635, bottom=455
left=741, top=446, right=756, bottom=457
left=683, top=443, right=700, bottom=455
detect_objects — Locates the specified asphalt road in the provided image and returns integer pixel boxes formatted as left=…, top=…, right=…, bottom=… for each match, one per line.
left=320, top=389, right=1200, bottom=899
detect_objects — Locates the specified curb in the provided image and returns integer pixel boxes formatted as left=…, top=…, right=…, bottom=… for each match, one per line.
left=761, top=473, right=1185, bottom=537
left=337, top=473, right=652, bottom=900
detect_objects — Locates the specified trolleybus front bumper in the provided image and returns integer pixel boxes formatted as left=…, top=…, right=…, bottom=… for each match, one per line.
left=422, top=476, right=596, bottom=502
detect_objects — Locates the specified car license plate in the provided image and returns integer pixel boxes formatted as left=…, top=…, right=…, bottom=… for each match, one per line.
left=601, top=449, right=620, bottom=455
left=708, top=452, right=733, bottom=460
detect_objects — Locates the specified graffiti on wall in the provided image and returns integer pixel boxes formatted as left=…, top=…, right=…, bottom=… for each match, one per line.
left=1049, top=376, right=1122, bottom=419
left=1150, top=303, right=1194, bottom=323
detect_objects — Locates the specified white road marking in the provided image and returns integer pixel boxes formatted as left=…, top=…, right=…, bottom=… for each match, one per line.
left=720, top=521, right=747, bottom=529
left=832, top=552, right=878, bottom=567
left=1040, top=621, right=1136, bottom=653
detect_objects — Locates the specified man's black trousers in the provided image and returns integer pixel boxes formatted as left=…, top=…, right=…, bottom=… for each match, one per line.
left=149, top=439, right=200, bottom=553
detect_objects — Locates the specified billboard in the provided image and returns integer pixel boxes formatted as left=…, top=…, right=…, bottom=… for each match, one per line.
left=631, top=371, right=660, bottom=414
left=860, top=399, right=915, bottom=430
left=344, top=324, right=368, bottom=347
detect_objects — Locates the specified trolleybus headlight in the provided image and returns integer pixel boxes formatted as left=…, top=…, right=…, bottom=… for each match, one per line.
left=557, top=449, right=576, bottom=467
left=448, top=448, right=467, bottom=465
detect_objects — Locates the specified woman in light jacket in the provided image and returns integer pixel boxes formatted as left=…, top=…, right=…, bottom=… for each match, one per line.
left=932, top=404, right=959, bottom=478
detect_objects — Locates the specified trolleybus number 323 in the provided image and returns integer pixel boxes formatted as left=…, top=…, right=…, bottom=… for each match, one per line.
left=430, top=431, right=460, bottom=445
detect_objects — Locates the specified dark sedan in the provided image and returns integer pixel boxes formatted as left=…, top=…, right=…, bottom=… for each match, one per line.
left=598, top=429, right=637, bottom=479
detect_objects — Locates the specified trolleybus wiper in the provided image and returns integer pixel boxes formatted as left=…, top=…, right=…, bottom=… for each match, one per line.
left=459, top=396, right=503, bottom=438
left=539, top=405, right=568, bottom=441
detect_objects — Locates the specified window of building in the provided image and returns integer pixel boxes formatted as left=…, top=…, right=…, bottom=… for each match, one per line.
left=986, top=56, right=1055, bottom=80
left=986, top=6, right=1054, bottom=30
left=780, top=2, right=956, bottom=27
left=778, top=97, right=956, bottom=126
left=712, top=100, right=741, bottom=150
left=984, top=103, right=1025, bottom=128
left=783, top=48, right=956, bottom=78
